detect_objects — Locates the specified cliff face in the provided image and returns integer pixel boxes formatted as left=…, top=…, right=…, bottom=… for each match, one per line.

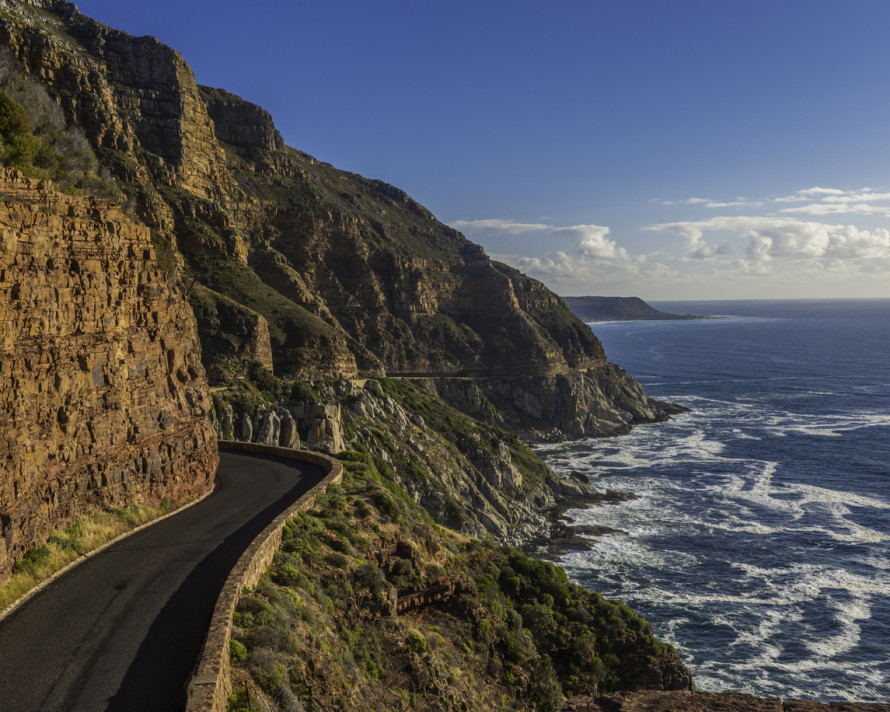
left=0, top=0, right=608, bottom=385
left=0, top=168, right=218, bottom=581
left=430, top=364, right=687, bottom=442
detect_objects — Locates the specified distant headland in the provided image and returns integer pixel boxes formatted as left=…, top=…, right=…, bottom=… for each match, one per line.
left=563, top=296, right=706, bottom=322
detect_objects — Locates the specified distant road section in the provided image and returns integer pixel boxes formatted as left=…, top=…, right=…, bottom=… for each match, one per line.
left=0, top=451, right=325, bottom=712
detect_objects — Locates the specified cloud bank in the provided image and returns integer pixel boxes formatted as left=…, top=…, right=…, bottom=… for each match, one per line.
left=448, top=216, right=671, bottom=289
left=452, top=185, right=890, bottom=297
left=645, top=215, right=890, bottom=275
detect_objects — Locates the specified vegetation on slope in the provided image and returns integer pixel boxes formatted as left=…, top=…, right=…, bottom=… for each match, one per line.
left=227, top=459, right=690, bottom=712
left=0, top=49, right=117, bottom=197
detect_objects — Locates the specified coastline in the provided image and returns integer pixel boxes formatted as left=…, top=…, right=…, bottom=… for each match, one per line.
left=543, top=301, right=890, bottom=706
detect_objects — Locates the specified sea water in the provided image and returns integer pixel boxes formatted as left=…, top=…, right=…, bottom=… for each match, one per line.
left=540, top=299, right=890, bottom=701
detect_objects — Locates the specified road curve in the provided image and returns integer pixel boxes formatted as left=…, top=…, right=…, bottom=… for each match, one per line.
left=0, top=451, right=325, bottom=712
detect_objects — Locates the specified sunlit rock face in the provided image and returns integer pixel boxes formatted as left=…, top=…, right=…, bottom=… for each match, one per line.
left=0, top=169, right=218, bottom=582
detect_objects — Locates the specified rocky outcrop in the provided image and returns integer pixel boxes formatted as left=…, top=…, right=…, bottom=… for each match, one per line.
left=0, top=0, right=229, bottom=202
left=210, top=401, right=342, bottom=455
left=427, top=365, right=688, bottom=442
left=563, top=296, right=706, bottom=322
left=199, top=86, right=285, bottom=159
left=334, top=378, right=603, bottom=546
left=0, top=169, right=218, bottom=582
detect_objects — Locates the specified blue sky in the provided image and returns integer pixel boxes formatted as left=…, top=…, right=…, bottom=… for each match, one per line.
left=76, top=0, right=890, bottom=300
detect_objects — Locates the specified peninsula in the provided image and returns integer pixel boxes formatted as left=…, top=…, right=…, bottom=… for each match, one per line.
left=564, top=296, right=705, bottom=322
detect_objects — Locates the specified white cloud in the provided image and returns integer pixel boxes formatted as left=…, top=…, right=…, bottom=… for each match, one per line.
left=471, top=220, right=665, bottom=289
left=773, top=189, right=890, bottom=217
left=451, top=218, right=633, bottom=262
left=449, top=219, right=550, bottom=234
left=498, top=251, right=673, bottom=287
left=454, top=185, right=890, bottom=297
left=778, top=202, right=890, bottom=216
left=655, top=197, right=763, bottom=209
left=551, top=224, right=630, bottom=260
left=645, top=215, right=890, bottom=265
left=706, top=199, right=764, bottom=208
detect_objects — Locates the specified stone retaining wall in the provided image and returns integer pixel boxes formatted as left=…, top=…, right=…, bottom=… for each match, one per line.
left=184, top=441, right=343, bottom=712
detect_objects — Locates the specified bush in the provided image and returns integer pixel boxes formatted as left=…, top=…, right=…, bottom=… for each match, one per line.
left=230, top=639, right=248, bottom=664
left=0, top=49, right=116, bottom=197
left=406, top=633, right=427, bottom=654
left=528, top=655, right=563, bottom=712
left=0, top=90, right=40, bottom=169
left=13, top=544, right=50, bottom=573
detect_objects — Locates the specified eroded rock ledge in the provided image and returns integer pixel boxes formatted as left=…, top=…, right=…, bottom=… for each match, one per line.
left=0, top=169, right=218, bottom=581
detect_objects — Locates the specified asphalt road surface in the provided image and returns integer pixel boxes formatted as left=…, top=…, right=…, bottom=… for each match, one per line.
left=0, top=451, right=325, bottom=712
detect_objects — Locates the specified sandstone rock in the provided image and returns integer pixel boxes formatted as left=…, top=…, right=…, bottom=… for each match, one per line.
left=429, top=365, right=686, bottom=442
left=350, top=398, right=371, bottom=418
left=278, top=411, right=299, bottom=449
left=218, top=405, right=234, bottom=440
left=255, top=411, right=280, bottom=446
left=237, top=412, right=253, bottom=442
left=242, top=315, right=274, bottom=372
left=0, top=169, right=217, bottom=581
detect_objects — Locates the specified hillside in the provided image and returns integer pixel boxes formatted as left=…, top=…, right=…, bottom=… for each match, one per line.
left=563, top=296, right=703, bottom=322
left=0, top=1, right=685, bottom=441
left=0, top=3, right=703, bottom=709
left=0, top=1, right=602, bottom=382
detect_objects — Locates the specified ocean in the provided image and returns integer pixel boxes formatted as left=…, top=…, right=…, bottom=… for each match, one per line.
left=539, top=299, right=890, bottom=702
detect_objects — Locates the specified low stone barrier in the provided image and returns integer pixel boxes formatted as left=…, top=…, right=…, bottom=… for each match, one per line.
left=185, top=441, right=343, bottom=712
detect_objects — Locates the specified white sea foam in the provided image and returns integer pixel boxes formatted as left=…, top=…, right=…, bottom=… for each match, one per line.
left=547, top=430, right=890, bottom=700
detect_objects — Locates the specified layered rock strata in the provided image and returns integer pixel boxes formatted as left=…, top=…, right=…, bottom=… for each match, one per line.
left=0, top=169, right=218, bottom=582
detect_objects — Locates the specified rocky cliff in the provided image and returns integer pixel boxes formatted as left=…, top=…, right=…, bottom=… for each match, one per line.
left=0, top=0, right=684, bottom=565
left=0, top=0, right=614, bottom=388
left=427, top=365, right=687, bottom=442
left=0, top=167, right=217, bottom=582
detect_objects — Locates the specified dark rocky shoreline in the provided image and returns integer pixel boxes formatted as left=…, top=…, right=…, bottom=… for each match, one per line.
left=563, top=691, right=890, bottom=711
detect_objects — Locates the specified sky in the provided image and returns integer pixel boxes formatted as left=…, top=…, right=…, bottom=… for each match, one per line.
left=74, top=0, right=890, bottom=300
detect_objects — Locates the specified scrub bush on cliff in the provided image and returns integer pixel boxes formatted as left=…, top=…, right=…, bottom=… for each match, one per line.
left=0, top=90, right=43, bottom=169
left=0, top=49, right=116, bottom=195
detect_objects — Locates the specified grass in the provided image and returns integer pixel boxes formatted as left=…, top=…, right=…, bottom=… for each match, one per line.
left=0, top=497, right=189, bottom=612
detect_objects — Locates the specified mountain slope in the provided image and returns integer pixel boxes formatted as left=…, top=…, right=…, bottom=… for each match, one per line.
left=0, top=1, right=606, bottom=383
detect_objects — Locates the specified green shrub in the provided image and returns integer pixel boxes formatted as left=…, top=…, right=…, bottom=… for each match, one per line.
left=528, top=655, right=563, bottom=712
left=406, top=633, right=427, bottom=654
left=13, top=544, right=50, bottom=572
left=229, top=639, right=248, bottom=664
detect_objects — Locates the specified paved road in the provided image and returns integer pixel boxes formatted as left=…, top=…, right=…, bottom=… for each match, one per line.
left=0, top=451, right=325, bottom=712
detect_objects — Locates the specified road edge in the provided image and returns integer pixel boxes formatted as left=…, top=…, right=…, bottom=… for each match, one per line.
left=184, top=442, right=343, bottom=712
